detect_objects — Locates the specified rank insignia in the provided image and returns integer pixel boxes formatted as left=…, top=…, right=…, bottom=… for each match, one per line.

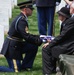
left=25, top=26, right=29, bottom=33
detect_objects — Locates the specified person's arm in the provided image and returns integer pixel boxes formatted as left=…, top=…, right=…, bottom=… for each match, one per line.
left=64, top=0, right=73, bottom=5
left=18, top=18, right=42, bottom=46
left=48, top=18, right=74, bottom=48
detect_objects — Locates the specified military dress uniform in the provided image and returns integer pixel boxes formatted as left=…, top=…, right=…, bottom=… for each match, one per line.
left=36, top=0, right=61, bottom=35
left=0, top=1, right=42, bottom=72
left=42, top=7, right=74, bottom=75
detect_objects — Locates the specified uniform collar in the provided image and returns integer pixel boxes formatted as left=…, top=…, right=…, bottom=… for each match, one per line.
left=20, top=13, right=28, bottom=20
left=24, top=14, right=28, bottom=21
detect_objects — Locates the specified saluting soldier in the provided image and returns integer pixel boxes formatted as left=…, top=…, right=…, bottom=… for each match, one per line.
left=0, top=1, right=42, bottom=72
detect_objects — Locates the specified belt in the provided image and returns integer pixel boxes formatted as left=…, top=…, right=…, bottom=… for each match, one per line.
left=7, top=35, right=25, bottom=42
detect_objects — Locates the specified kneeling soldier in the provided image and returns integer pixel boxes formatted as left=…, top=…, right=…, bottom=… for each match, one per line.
left=0, top=1, right=42, bottom=72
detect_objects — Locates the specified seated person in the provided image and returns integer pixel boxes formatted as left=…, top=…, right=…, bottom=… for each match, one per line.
left=42, top=7, right=74, bottom=75
left=43, top=7, right=71, bottom=48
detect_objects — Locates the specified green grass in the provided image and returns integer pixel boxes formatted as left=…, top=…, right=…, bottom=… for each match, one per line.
left=0, top=0, right=60, bottom=75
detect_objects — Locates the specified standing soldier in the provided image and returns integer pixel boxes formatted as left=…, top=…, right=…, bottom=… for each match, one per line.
left=0, top=1, right=42, bottom=72
left=35, top=0, right=61, bottom=35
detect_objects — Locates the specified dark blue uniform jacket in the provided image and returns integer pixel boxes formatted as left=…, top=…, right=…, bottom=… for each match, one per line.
left=1, top=13, right=42, bottom=60
left=36, top=0, right=61, bottom=7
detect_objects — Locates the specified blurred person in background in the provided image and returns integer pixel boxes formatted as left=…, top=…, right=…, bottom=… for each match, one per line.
left=65, top=0, right=73, bottom=6
left=65, top=0, right=73, bottom=8
left=35, top=0, right=61, bottom=36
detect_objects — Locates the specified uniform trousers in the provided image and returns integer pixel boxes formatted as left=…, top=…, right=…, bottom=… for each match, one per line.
left=21, top=42, right=38, bottom=69
left=37, top=7, right=55, bottom=35
left=0, top=42, right=38, bottom=72
left=0, top=57, right=21, bottom=72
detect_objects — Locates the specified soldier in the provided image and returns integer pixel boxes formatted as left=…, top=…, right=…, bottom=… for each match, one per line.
left=0, top=1, right=42, bottom=72
left=35, top=0, right=61, bottom=35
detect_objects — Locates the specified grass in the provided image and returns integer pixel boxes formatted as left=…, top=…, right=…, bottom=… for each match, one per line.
left=0, top=0, right=60, bottom=75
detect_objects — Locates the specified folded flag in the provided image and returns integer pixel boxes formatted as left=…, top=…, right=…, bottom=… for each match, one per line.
left=40, top=35, right=55, bottom=43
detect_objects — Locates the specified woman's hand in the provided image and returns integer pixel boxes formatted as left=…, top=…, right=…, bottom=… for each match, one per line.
left=42, top=39, right=51, bottom=48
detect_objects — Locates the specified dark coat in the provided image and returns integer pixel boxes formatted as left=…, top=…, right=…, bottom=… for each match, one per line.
left=1, top=13, right=42, bottom=60
left=36, top=0, right=61, bottom=7
left=47, top=17, right=74, bottom=58
left=1, top=38, right=23, bottom=60
left=60, top=19, right=67, bottom=33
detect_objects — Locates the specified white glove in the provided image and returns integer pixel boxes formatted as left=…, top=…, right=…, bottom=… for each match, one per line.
left=40, top=35, right=55, bottom=43
left=56, top=2, right=60, bottom=6
left=33, top=4, right=36, bottom=7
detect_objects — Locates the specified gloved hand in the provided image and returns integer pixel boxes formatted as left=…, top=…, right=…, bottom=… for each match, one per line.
left=40, top=35, right=54, bottom=43
left=33, top=4, right=36, bottom=7
left=56, top=2, right=60, bottom=6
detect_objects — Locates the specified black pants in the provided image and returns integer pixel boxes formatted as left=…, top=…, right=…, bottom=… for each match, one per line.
left=42, top=45, right=74, bottom=74
left=42, top=46, right=56, bottom=74
left=21, top=42, right=38, bottom=69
